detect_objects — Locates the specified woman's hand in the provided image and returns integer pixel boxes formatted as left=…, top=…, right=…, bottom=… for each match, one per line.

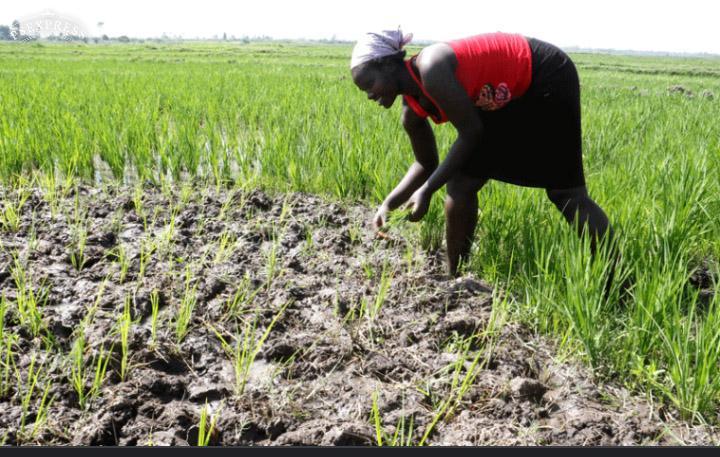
left=405, top=187, right=432, bottom=222
left=372, top=204, right=390, bottom=231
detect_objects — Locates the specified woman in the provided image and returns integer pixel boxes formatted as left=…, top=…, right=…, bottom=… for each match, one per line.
left=350, top=29, right=613, bottom=277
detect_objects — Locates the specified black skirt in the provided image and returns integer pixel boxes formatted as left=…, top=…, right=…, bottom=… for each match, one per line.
left=465, top=37, right=586, bottom=190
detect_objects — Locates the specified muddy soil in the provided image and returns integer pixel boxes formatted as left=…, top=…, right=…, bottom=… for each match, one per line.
left=0, top=184, right=717, bottom=446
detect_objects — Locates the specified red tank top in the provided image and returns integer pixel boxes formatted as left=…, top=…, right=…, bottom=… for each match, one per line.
left=403, top=32, right=533, bottom=124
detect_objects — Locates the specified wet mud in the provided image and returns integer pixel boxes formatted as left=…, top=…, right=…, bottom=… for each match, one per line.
left=0, top=184, right=717, bottom=445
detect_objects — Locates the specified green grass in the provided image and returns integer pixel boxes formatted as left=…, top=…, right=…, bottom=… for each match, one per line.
left=0, top=41, right=719, bottom=423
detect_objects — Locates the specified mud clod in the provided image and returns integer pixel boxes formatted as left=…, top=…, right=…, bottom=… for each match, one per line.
left=509, top=377, right=548, bottom=402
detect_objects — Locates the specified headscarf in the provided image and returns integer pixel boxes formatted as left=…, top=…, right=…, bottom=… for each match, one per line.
left=350, top=28, right=413, bottom=70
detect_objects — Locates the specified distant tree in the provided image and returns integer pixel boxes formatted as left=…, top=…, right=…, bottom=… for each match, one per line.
left=102, top=34, right=109, bottom=41
left=0, top=25, right=10, bottom=40
left=118, top=35, right=130, bottom=43
left=11, top=20, right=20, bottom=40
left=223, top=32, right=227, bottom=41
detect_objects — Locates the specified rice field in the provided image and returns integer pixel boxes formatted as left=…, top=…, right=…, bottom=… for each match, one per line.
left=0, top=41, right=719, bottom=444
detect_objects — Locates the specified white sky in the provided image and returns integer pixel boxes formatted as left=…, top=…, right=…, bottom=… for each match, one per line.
left=2, top=0, right=719, bottom=54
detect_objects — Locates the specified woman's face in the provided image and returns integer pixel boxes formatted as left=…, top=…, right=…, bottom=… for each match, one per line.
left=352, top=64, right=399, bottom=109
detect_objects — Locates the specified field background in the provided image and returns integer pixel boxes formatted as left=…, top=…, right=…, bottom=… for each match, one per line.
left=1, top=41, right=719, bottom=432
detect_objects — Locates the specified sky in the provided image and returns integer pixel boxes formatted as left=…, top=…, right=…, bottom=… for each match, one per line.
left=2, top=0, right=719, bottom=54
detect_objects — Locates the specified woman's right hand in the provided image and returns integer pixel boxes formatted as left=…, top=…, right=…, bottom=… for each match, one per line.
left=372, top=204, right=390, bottom=232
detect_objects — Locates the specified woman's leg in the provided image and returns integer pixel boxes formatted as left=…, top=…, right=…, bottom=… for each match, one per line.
left=445, top=174, right=488, bottom=277
left=545, top=185, right=612, bottom=253
left=546, top=185, right=628, bottom=300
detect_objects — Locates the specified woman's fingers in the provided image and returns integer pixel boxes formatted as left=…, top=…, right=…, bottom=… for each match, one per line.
left=373, top=214, right=384, bottom=230
left=372, top=206, right=388, bottom=231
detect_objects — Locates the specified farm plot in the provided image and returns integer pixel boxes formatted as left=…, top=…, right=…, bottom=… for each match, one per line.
left=0, top=184, right=716, bottom=445
left=0, top=42, right=719, bottom=442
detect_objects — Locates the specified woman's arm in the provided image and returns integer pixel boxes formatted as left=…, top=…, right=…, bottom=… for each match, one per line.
left=418, top=47, right=483, bottom=194
left=405, top=45, right=484, bottom=221
left=381, top=102, right=439, bottom=211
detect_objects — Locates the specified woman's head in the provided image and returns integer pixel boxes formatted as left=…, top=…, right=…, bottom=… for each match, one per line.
left=350, top=29, right=412, bottom=109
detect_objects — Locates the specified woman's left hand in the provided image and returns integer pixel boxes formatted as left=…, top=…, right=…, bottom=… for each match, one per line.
left=405, top=187, right=432, bottom=222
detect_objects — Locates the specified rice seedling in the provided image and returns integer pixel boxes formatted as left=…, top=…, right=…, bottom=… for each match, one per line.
left=111, top=243, right=131, bottom=283
left=0, top=296, right=18, bottom=398
left=179, top=182, right=194, bottom=208
left=0, top=185, right=29, bottom=233
left=138, top=238, right=157, bottom=279
left=68, top=327, right=112, bottom=410
left=175, top=265, right=198, bottom=343
left=369, top=264, right=392, bottom=320
left=416, top=288, right=508, bottom=445
left=0, top=293, right=6, bottom=347
left=360, top=257, right=375, bottom=281
left=343, top=261, right=392, bottom=326
left=132, top=183, right=148, bottom=228
left=370, top=390, right=416, bottom=446
left=33, top=172, right=61, bottom=218
left=214, top=301, right=290, bottom=396
left=263, top=236, right=281, bottom=291
left=26, top=221, right=39, bottom=254
left=223, top=272, right=262, bottom=321
left=196, top=400, right=221, bottom=446
left=217, top=188, right=244, bottom=222
left=117, top=294, right=134, bottom=382
left=302, top=224, right=315, bottom=255
left=68, top=193, right=89, bottom=271
left=149, top=289, right=161, bottom=347
left=108, top=206, right=126, bottom=236
left=158, top=208, right=178, bottom=254
left=213, top=230, right=238, bottom=265
left=0, top=334, right=18, bottom=400
left=347, top=220, right=363, bottom=245
left=17, top=355, right=54, bottom=443
left=81, top=277, right=109, bottom=332
left=67, top=330, right=88, bottom=409
left=419, top=199, right=445, bottom=252
left=402, top=243, right=420, bottom=276
left=10, top=258, right=47, bottom=339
